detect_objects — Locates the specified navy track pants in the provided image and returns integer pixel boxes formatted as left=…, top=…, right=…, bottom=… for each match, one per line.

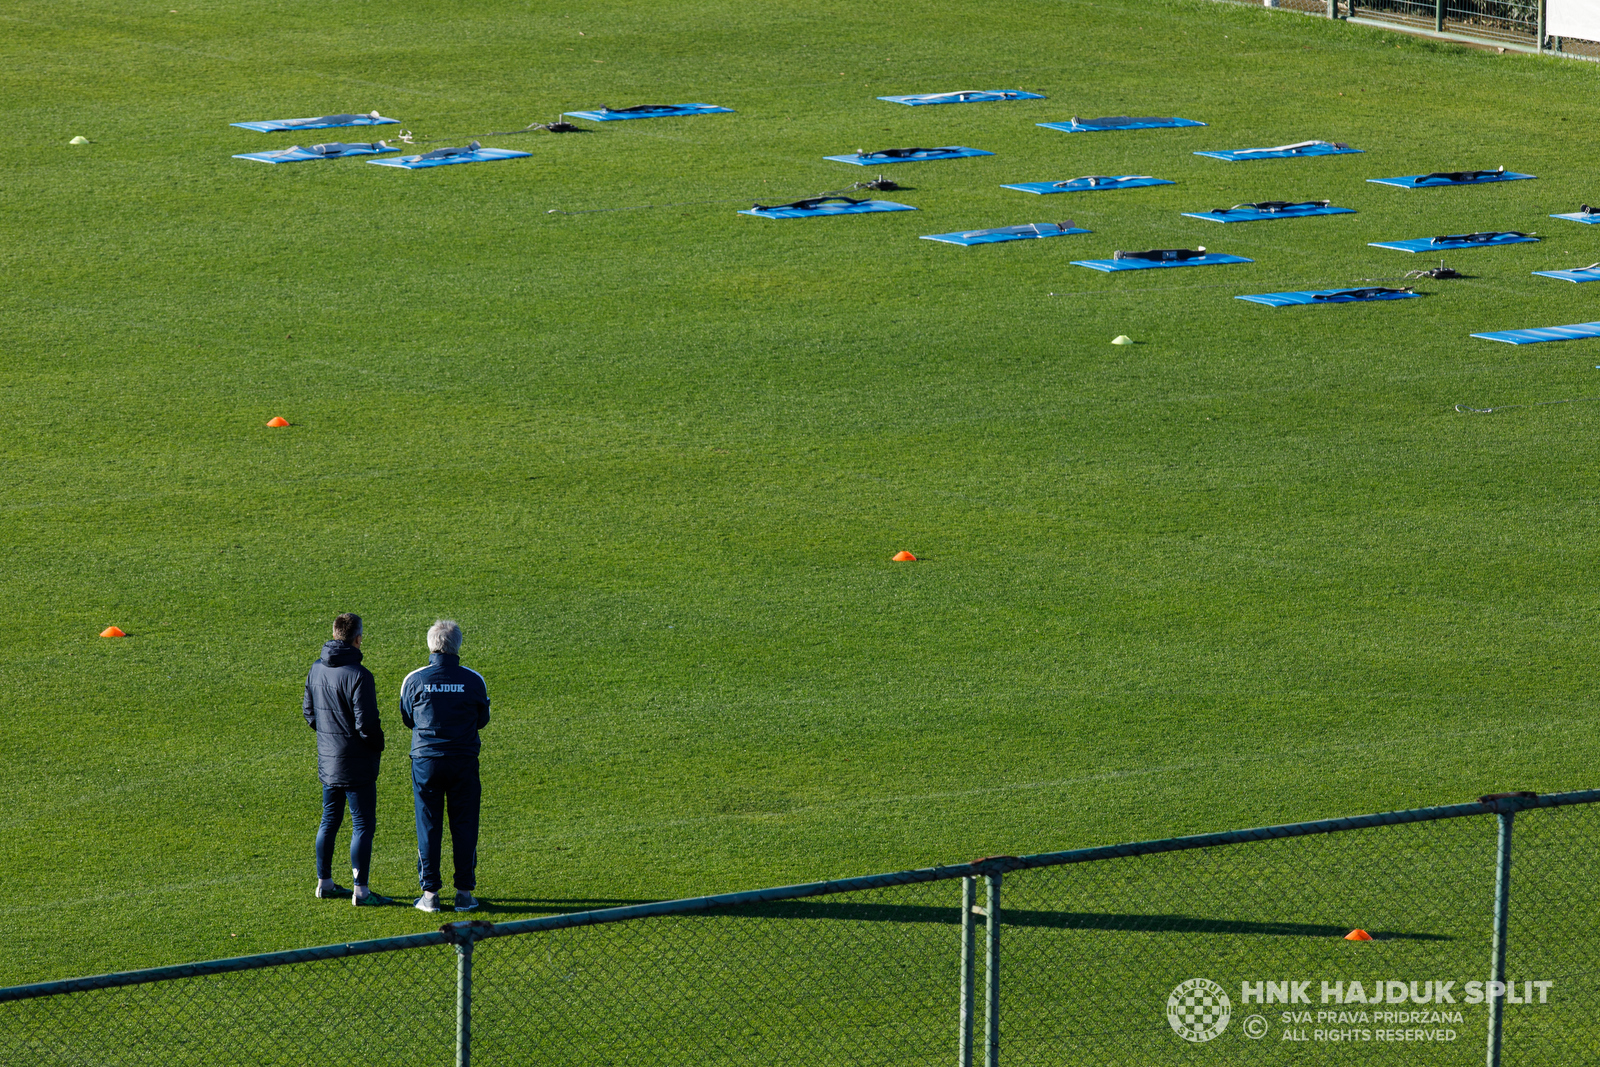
left=412, top=755, right=480, bottom=892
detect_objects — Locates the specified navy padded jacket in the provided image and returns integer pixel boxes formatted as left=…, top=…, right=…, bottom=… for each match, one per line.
left=400, top=652, right=491, bottom=759
left=303, top=640, right=384, bottom=786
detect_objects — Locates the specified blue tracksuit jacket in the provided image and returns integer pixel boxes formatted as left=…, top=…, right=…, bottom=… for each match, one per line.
left=399, top=652, right=490, bottom=758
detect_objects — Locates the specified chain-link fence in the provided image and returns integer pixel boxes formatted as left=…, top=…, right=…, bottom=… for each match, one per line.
left=2, top=789, right=1596, bottom=1066
left=1232, top=0, right=1600, bottom=59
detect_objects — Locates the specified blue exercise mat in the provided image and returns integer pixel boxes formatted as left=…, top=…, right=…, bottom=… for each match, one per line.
left=1235, top=287, right=1419, bottom=307
left=1532, top=265, right=1600, bottom=283
left=920, top=221, right=1089, bottom=246
left=825, top=146, right=993, bottom=166
left=1367, top=168, right=1535, bottom=189
left=1194, top=140, right=1361, bottom=162
left=234, top=141, right=399, bottom=164
left=1472, top=322, right=1600, bottom=345
left=368, top=142, right=530, bottom=169
left=232, top=112, right=398, bottom=133
left=1369, top=231, right=1538, bottom=253
left=1550, top=208, right=1600, bottom=224
left=879, top=90, right=1045, bottom=105
left=1003, top=176, right=1173, bottom=195
left=1002, top=175, right=1174, bottom=195
left=1183, top=200, right=1354, bottom=223
left=1037, top=116, right=1206, bottom=132
left=739, top=196, right=915, bottom=219
left=1072, top=248, right=1252, bottom=272
left=562, top=103, right=732, bottom=121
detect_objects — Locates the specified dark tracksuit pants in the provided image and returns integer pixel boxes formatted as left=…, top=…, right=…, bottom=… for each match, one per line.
left=413, top=755, right=480, bottom=892
left=315, top=783, right=376, bottom=886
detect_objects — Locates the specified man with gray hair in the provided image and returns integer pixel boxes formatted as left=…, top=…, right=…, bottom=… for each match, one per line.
left=400, top=619, right=491, bottom=912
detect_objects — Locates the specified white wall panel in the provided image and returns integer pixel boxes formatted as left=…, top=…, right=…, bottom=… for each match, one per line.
left=1550, top=0, right=1600, bottom=41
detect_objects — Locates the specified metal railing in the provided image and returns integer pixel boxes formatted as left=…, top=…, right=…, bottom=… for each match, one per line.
left=2, top=788, right=1597, bottom=1065
left=1246, top=0, right=1600, bottom=59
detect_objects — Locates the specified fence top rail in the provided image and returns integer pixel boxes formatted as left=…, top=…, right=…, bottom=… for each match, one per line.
left=0, top=929, right=450, bottom=1004
left=485, top=787, right=1599, bottom=937
left=1008, top=787, right=1600, bottom=872
left=2, top=787, right=1594, bottom=1003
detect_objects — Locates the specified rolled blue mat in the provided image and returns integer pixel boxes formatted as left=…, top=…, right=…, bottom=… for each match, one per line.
left=1472, top=322, right=1600, bottom=345
left=234, top=141, right=399, bottom=163
left=1195, top=140, right=1362, bottom=162
left=1183, top=200, right=1355, bottom=223
left=562, top=103, right=732, bottom=121
left=368, top=142, right=531, bottom=169
left=826, top=146, right=993, bottom=166
left=1037, top=116, right=1205, bottom=132
left=232, top=112, right=399, bottom=133
left=1550, top=208, right=1600, bottom=224
left=920, top=221, right=1089, bottom=246
left=1003, top=175, right=1174, bottom=194
left=1072, top=249, right=1252, bottom=272
left=739, top=196, right=915, bottom=219
left=1367, top=169, right=1534, bottom=189
left=879, top=90, right=1044, bottom=105
left=1532, top=266, right=1600, bottom=283
left=1236, top=287, right=1419, bottom=307
left=1369, top=231, right=1538, bottom=253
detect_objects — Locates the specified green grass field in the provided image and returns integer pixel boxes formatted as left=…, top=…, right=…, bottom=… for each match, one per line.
left=4, top=0, right=1600, bottom=1004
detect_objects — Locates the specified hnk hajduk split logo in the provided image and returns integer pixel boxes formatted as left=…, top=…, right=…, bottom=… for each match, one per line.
left=1168, top=979, right=1232, bottom=1042
left=1165, top=977, right=1556, bottom=1046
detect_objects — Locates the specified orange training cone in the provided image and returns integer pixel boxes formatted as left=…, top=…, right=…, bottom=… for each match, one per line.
left=891, top=551, right=917, bottom=562
left=266, top=416, right=290, bottom=427
left=1345, top=929, right=1373, bottom=941
left=100, top=626, right=126, bottom=638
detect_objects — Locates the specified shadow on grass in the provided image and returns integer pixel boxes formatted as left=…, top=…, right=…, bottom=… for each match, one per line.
left=713, top=901, right=1449, bottom=941
left=471, top=898, right=1446, bottom=940
left=472, top=897, right=656, bottom=915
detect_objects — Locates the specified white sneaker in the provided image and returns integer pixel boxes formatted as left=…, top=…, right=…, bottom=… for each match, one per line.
left=454, top=891, right=479, bottom=912
left=415, top=891, right=442, bottom=913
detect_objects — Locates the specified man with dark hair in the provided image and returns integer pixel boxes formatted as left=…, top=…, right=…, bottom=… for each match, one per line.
left=304, top=612, right=391, bottom=906
left=400, top=619, right=491, bottom=913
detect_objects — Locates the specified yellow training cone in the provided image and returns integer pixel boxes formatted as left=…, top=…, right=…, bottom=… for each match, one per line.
left=1111, top=335, right=1133, bottom=345
left=69, top=136, right=90, bottom=145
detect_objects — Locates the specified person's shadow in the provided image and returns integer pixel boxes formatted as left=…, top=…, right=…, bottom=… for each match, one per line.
left=449, top=898, right=1446, bottom=940
left=469, top=898, right=653, bottom=916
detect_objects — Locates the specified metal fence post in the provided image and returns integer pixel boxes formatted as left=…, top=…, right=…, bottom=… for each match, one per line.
left=456, top=939, right=474, bottom=1067
left=985, top=874, right=1001, bottom=1067
left=1327, top=0, right=1337, bottom=19
left=443, top=921, right=495, bottom=1067
left=1537, top=0, right=1547, bottom=52
left=960, top=878, right=976, bottom=1067
left=1435, top=0, right=1444, bottom=33
left=1486, top=811, right=1514, bottom=1067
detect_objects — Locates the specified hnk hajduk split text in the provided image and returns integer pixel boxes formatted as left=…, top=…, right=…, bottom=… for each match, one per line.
left=1240, top=979, right=1554, bottom=1005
